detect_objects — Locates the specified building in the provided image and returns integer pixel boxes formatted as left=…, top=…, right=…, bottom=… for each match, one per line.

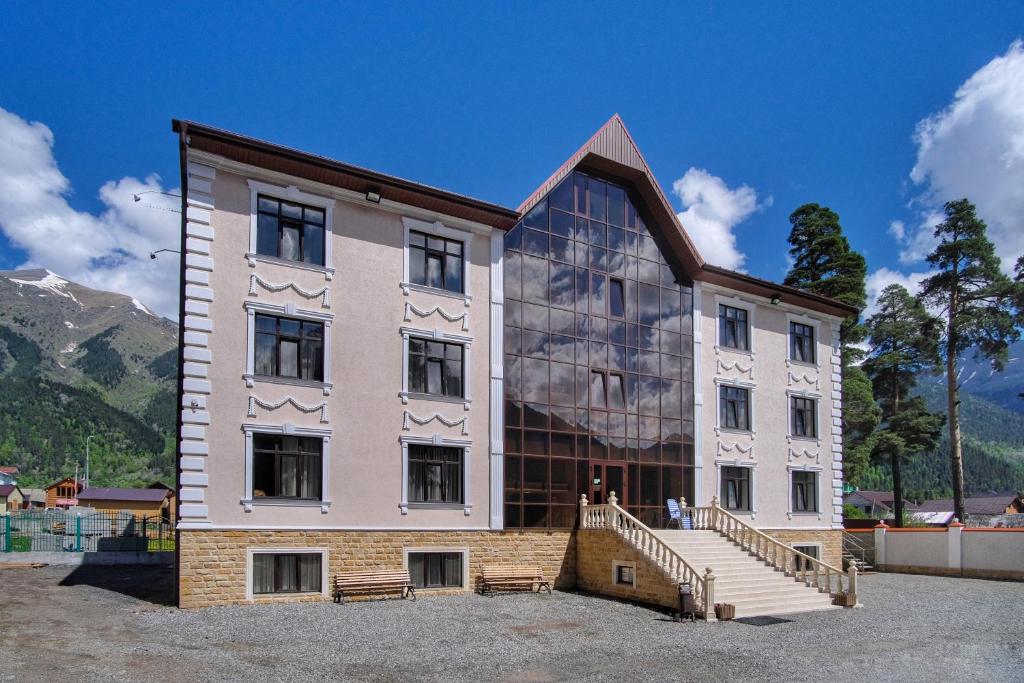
left=44, top=477, right=83, bottom=509
left=20, top=488, right=46, bottom=509
left=913, top=493, right=1024, bottom=527
left=844, top=490, right=915, bottom=519
left=0, top=466, right=17, bottom=486
left=77, top=487, right=174, bottom=521
left=172, top=116, right=855, bottom=609
left=0, top=484, right=24, bottom=514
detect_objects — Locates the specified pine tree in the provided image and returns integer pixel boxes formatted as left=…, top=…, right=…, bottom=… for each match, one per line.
left=784, top=203, right=879, bottom=485
left=919, top=199, right=1024, bottom=523
left=863, top=284, right=945, bottom=526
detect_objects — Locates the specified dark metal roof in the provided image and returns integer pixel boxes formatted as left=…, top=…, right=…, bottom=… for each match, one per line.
left=172, top=120, right=519, bottom=230
left=914, top=494, right=1024, bottom=516
left=0, top=484, right=20, bottom=497
left=78, top=487, right=171, bottom=503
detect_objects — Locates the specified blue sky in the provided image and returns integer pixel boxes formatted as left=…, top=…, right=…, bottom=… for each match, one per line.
left=1, top=2, right=1022, bottom=317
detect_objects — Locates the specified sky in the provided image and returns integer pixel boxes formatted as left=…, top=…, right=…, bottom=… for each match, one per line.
left=0, top=2, right=1022, bottom=319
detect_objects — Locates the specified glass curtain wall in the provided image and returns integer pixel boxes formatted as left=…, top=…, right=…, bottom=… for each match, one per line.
left=503, top=170, right=695, bottom=529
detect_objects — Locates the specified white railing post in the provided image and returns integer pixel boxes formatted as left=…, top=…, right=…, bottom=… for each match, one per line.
left=847, top=564, right=858, bottom=603
left=703, top=567, right=716, bottom=620
left=579, top=494, right=588, bottom=528
left=710, top=495, right=720, bottom=530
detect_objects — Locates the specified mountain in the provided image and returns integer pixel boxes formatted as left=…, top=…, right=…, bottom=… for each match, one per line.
left=0, top=269, right=177, bottom=488
left=952, top=341, right=1024, bottom=415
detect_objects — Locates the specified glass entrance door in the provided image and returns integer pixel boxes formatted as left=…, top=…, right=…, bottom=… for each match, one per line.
left=590, top=462, right=627, bottom=506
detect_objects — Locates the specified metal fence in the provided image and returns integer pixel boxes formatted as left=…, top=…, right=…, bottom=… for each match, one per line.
left=0, top=510, right=174, bottom=552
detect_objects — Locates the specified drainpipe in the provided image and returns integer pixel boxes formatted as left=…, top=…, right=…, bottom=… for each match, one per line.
left=172, top=121, right=190, bottom=608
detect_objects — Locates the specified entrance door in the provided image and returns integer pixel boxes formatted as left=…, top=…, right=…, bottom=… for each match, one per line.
left=590, top=462, right=627, bottom=506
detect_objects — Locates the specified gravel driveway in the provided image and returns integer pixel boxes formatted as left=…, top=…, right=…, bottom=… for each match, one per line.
left=0, top=565, right=1019, bottom=682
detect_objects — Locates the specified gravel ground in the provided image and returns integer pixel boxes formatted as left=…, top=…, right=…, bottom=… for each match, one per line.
left=0, top=565, right=1020, bottom=682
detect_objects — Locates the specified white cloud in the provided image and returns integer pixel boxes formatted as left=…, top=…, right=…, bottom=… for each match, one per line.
left=672, top=167, right=764, bottom=271
left=888, top=220, right=905, bottom=241
left=901, top=39, right=1024, bottom=273
left=0, top=107, right=180, bottom=318
left=864, top=267, right=934, bottom=317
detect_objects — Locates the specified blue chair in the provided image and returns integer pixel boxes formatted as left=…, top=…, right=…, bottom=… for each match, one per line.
left=666, top=499, right=693, bottom=530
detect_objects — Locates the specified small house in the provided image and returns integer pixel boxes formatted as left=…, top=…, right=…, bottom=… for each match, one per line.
left=76, top=487, right=174, bottom=521
left=0, top=484, right=24, bottom=514
left=844, top=490, right=915, bottom=519
left=45, top=477, right=84, bottom=509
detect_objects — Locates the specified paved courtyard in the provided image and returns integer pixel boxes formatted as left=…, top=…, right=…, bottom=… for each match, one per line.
left=0, top=565, right=1019, bottom=682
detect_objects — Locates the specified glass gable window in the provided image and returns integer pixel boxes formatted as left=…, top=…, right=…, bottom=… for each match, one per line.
left=721, top=466, right=750, bottom=512
left=408, top=551, right=463, bottom=589
left=408, top=338, right=463, bottom=398
left=408, top=445, right=463, bottom=504
left=255, top=314, right=324, bottom=381
left=718, top=305, right=749, bottom=351
left=791, top=396, right=817, bottom=438
left=792, top=471, right=818, bottom=512
left=252, top=435, right=323, bottom=500
left=503, top=170, right=695, bottom=529
left=253, top=553, right=322, bottom=594
left=719, top=385, right=751, bottom=431
left=256, top=195, right=326, bottom=266
left=790, top=322, right=816, bottom=364
left=409, top=230, right=464, bottom=293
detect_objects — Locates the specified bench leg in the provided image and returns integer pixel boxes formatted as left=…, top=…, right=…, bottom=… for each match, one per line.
left=540, top=581, right=552, bottom=594
left=335, top=590, right=345, bottom=605
left=406, top=586, right=416, bottom=602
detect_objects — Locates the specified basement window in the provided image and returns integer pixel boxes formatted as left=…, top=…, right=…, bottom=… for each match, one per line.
left=407, top=551, right=464, bottom=589
left=613, top=561, right=636, bottom=587
left=792, top=544, right=820, bottom=573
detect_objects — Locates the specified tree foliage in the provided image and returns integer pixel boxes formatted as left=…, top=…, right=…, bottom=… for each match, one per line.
left=919, top=198, right=1024, bottom=522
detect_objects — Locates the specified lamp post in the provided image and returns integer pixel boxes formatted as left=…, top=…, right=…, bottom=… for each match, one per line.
left=85, top=435, right=95, bottom=489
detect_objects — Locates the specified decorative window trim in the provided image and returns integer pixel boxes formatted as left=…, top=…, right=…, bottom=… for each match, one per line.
left=241, top=424, right=332, bottom=513
left=402, top=547, right=470, bottom=590
left=244, top=301, right=333, bottom=396
left=612, top=560, right=637, bottom=588
left=246, top=179, right=335, bottom=279
left=786, top=312, right=821, bottom=369
left=399, top=326, right=472, bottom=410
left=399, top=435, right=472, bottom=516
left=713, top=294, right=756, bottom=358
left=714, top=378, right=756, bottom=436
left=404, top=302, right=469, bottom=331
left=245, top=546, right=329, bottom=601
left=401, top=216, right=473, bottom=306
left=249, top=274, right=331, bottom=308
left=785, top=389, right=822, bottom=445
left=787, top=465, right=824, bottom=520
left=716, top=461, right=756, bottom=518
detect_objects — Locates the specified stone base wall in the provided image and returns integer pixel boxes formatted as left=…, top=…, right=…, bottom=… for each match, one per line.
left=576, top=529, right=681, bottom=612
left=762, top=529, right=843, bottom=568
left=179, top=529, right=575, bottom=608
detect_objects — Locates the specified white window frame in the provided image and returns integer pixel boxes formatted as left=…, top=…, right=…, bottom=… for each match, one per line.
left=786, top=390, right=822, bottom=444
left=402, top=547, right=470, bottom=590
left=401, top=216, right=473, bottom=305
left=241, top=424, right=332, bottom=513
left=400, top=326, right=472, bottom=410
left=246, top=179, right=336, bottom=279
left=714, top=378, right=756, bottom=436
left=245, top=546, right=329, bottom=600
left=244, top=301, right=334, bottom=396
left=399, top=434, right=472, bottom=516
left=713, top=294, right=756, bottom=356
left=786, top=312, right=821, bottom=369
left=716, top=460, right=756, bottom=517
left=612, top=559, right=637, bottom=588
left=787, top=465, right=824, bottom=520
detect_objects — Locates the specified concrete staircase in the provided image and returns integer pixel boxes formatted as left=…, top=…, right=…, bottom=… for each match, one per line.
left=656, top=529, right=839, bottom=618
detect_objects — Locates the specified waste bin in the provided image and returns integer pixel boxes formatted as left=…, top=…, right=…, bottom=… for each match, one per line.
left=677, top=582, right=695, bottom=622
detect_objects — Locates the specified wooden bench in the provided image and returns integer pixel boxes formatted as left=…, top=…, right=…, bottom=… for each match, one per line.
left=479, top=565, right=552, bottom=596
left=333, top=569, right=416, bottom=604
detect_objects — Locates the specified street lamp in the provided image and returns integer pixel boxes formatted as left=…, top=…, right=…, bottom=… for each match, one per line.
left=133, top=190, right=181, bottom=202
left=85, top=435, right=95, bottom=489
left=150, top=248, right=181, bottom=260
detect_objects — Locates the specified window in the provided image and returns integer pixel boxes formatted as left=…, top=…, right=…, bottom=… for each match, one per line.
left=252, top=435, right=323, bottom=500
left=408, top=551, right=463, bottom=589
left=409, top=338, right=464, bottom=398
left=409, top=230, right=464, bottom=293
left=614, top=562, right=635, bottom=586
left=590, top=370, right=625, bottom=411
left=719, top=385, right=751, bottom=431
left=792, top=544, right=820, bottom=572
left=721, top=466, right=750, bottom=512
left=254, top=314, right=324, bottom=381
left=790, top=322, right=816, bottom=364
left=252, top=553, right=322, bottom=594
left=255, top=195, right=326, bottom=266
left=718, top=305, right=749, bottom=351
left=408, top=445, right=464, bottom=504
left=609, top=278, right=626, bottom=318
left=792, top=471, right=818, bottom=513
left=791, top=396, right=817, bottom=438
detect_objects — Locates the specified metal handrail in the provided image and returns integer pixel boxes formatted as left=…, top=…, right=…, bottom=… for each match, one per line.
left=580, top=494, right=716, bottom=619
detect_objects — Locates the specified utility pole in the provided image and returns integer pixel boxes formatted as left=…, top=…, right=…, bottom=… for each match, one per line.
left=85, top=435, right=95, bottom=489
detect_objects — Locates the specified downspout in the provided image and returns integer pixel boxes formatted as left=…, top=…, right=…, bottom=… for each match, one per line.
left=173, top=121, right=190, bottom=608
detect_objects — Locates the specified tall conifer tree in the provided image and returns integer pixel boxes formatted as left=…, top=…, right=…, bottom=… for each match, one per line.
left=919, top=199, right=1023, bottom=523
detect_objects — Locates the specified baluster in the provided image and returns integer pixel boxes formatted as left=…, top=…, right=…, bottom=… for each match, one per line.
left=814, top=563, right=821, bottom=590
